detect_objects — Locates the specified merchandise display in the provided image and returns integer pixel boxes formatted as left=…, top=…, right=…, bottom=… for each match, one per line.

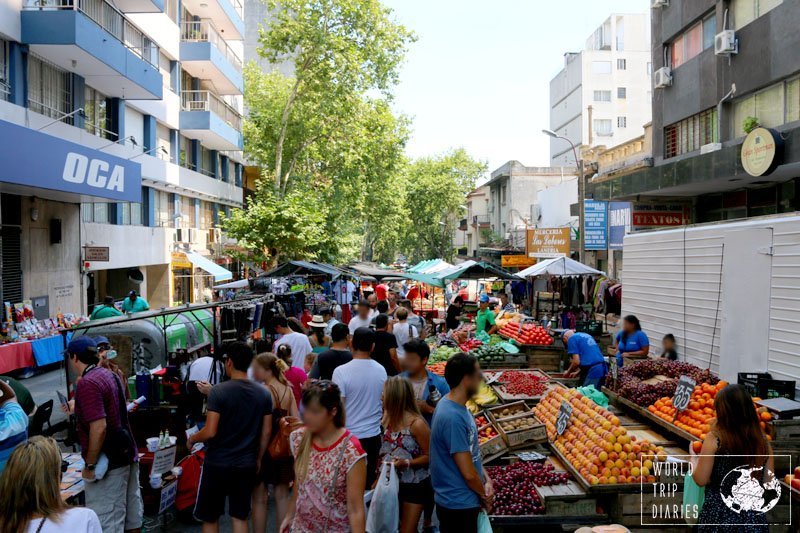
left=614, top=359, right=718, bottom=407
left=487, top=462, right=570, bottom=516
left=488, top=370, right=550, bottom=399
left=499, top=321, right=554, bottom=346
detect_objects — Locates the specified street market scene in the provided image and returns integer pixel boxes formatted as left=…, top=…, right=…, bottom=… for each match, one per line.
left=0, top=0, right=799, bottom=532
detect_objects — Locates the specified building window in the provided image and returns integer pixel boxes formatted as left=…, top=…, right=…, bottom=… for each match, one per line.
left=200, top=147, right=214, bottom=177
left=646, top=62, right=652, bottom=76
left=617, top=116, right=627, bottom=128
left=617, top=87, right=627, bottom=99
left=617, top=58, right=626, bottom=70
left=180, top=135, right=193, bottom=169
left=186, top=197, right=198, bottom=227
left=84, top=86, right=111, bottom=140
left=501, top=185, right=507, bottom=205
left=594, top=119, right=613, bottom=136
left=130, top=202, right=142, bottom=225
left=201, top=201, right=214, bottom=229
left=27, top=54, right=72, bottom=121
left=591, top=61, right=612, bottom=74
left=664, top=108, right=718, bottom=158
left=670, top=14, right=717, bottom=69
left=154, top=190, right=170, bottom=226
left=732, top=0, right=783, bottom=30
left=93, top=203, right=110, bottom=224
left=594, top=90, right=611, bottom=102
left=0, top=39, right=9, bottom=101
left=165, top=0, right=179, bottom=24
left=732, top=78, right=796, bottom=137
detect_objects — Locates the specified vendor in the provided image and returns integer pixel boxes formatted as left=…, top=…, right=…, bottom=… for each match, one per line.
left=445, top=295, right=464, bottom=331
left=562, top=330, right=608, bottom=388
left=475, top=294, right=498, bottom=335
left=612, top=315, right=650, bottom=368
left=498, top=292, right=515, bottom=313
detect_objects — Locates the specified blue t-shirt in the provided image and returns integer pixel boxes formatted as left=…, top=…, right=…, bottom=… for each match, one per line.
left=567, top=332, right=605, bottom=368
left=615, top=330, right=650, bottom=367
left=430, top=397, right=483, bottom=509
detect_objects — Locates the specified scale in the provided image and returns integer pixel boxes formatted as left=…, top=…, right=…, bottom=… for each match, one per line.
left=756, top=397, right=800, bottom=419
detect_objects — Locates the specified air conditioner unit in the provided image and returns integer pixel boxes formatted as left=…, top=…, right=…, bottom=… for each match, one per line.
left=654, top=67, right=673, bottom=89
left=651, top=0, right=669, bottom=8
left=715, top=30, right=738, bottom=56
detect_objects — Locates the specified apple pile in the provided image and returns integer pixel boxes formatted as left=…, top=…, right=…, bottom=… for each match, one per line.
left=499, top=322, right=554, bottom=346
left=486, top=462, right=570, bottom=515
left=475, top=414, right=499, bottom=444
left=615, top=359, right=718, bottom=407
left=534, top=387, right=667, bottom=486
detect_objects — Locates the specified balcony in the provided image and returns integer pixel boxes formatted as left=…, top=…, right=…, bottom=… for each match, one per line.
left=181, top=20, right=243, bottom=95
left=181, top=0, right=244, bottom=40
left=180, top=90, right=243, bottom=151
left=459, top=218, right=468, bottom=231
left=21, top=0, right=162, bottom=99
left=471, top=214, right=490, bottom=228
left=112, top=0, right=163, bottom=13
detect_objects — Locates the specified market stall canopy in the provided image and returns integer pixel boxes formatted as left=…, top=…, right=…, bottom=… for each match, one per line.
left=516, top=257, right=605, bottom=278
left=213, top=279, right=249, bottom=290
left=261, top=261, right=342, bottom=279
left=436, top=260, right=518, bottom=282
left=347, top=262, right=405, bottom=280
left=186, top=252, right=233, bottom=282
left=406, top=259, right=453, bottom=274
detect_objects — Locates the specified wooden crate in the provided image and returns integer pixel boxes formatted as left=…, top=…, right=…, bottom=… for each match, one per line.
left=475, top=412, right=507, bottom=459
left=487, top=369, right=553, bottom=403
left=536, top=480, right=597, bottom=516
left=486, top=400, right=531, bottom=422
left=495, top=413, right=547, bottom=448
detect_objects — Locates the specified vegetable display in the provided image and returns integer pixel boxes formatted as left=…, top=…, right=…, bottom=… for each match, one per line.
left=487, top=462, right=570, bottom=516
left=429, top=345, right=458, bottom=363
left=468, top=344, right=508, bottom=363
left=534, top=387, right=667, bottom=486
left=499, top=322, right=554, bottom=346
left=615, top=359, right=718, bottom=407
left=459, top=338, right=483, bottom=352
left=495, top=370, right=549, bottom=397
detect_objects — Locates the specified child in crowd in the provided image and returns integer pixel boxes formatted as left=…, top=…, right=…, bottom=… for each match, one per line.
left=304, top=353, right=317, bottom=375
left=661, top=334, right=678, bottom=361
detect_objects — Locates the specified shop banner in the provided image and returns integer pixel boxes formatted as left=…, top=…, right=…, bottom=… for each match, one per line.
left=0, top=119, right=142, bottom=202
left=526, top=228, right=571, bottom=258
left=584, top=200, right=608, bottom=250
left=501, top=255, right=536, bottom=268
left=608, top=201, right=632, bottom=250
left=631, top=203, right=690, bottom=228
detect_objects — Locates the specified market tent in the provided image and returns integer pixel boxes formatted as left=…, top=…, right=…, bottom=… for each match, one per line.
left=347, top=262, right=405, bottom=280
left=516, top=257, right=605, bottom=278
left=407, top=259, right=452, bottom=274
left=435, top=260, right=518, bottom=283
left=213, top=279, right=249, bottom=290
left=261, top=261, right=342, bottom=279
left=186, top=252, right=233, bottom=282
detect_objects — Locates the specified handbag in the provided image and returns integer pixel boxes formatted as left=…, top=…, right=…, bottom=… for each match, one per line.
left=682, top=471, right=705, bottom=525
left=268, top=384, right=302, bottom=459
left=366, top=462, right=400, bottom=533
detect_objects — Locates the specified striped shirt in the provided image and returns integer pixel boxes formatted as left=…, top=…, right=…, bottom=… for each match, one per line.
left=0, top=401, right=28, bottom=474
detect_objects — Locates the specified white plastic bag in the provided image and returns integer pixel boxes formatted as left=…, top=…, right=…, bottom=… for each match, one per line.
left=366, top=462, right=400, bottom=533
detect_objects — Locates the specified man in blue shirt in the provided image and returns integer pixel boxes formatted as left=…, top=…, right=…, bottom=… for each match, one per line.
left=400, top=339, right=450, bottom=426
left=430, top=353, right=493, bottom=533
left=121, top=291, right=150, bottom=313
left=0, top=379, right=28, bottom=475
left=562, top=330, right=608, bottom=388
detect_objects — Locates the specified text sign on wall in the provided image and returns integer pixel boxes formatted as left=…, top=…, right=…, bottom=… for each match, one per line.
left=84, top=246, right=109, bottom=262
left=526, top=228, right=571, bottom=258
left=631, top=203, right=691, bottom=228
left=584, top=200, right=608, bottom=250
left=608, top=202, right=632, bottom=250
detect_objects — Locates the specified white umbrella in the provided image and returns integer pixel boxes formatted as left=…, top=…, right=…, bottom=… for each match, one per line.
left=516, top=257, right=605, bottom=278
left=213, top=279, right=250, bottom=290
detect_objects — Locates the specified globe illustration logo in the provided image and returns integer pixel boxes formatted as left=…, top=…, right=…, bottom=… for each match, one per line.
left=720, top=465, right=781, bottom=514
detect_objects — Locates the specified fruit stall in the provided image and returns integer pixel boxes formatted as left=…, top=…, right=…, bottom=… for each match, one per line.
left=497, top=320, right=564, bottom=372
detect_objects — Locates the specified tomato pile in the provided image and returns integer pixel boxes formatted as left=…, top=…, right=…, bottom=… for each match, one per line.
left=498, top=370, right=549, bottom=397
left=459, top=338, right=483, bottom=352
left=499, top=322, right=554, bottom=346
left=487, top=462, right=570, bottom=515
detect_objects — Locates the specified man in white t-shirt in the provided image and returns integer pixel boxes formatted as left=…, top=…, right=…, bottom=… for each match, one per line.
left=393, top=307, right=418, bottom=360
left=273, top=317, right=312, bottom=369
left=332, top=326, right=386, bottom=488
left=348, top=299, right=373, bottom=334
left=186, top=355, right=225, bottom=384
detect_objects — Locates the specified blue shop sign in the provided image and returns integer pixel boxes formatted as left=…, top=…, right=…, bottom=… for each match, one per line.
left=608, top=201, right=632, bottom=250
left=0, top=119, right=141, bottom=202
left=584, top=200, right=608, bottom=250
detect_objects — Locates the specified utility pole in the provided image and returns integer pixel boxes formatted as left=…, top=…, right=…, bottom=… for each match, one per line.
left=543, top=129, right=584, bottom=262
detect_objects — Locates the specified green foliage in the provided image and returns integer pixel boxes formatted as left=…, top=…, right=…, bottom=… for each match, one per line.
left=742, top=116, right=760, bottom=134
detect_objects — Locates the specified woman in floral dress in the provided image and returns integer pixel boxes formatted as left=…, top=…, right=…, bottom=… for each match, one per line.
left=378, top=376, right=432, bottom=533
left=281, top=381, right=366, bottom=533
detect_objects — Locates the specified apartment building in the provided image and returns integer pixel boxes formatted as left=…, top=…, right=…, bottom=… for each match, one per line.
left=549, top=13, right=652, bottom=166
left=455, top=185, right=489, bottom=259
left=0, top=0, right=244, bottom=314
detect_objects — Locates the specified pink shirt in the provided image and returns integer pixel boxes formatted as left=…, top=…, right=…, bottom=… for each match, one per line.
left=284, top=367, right=307, bottom=408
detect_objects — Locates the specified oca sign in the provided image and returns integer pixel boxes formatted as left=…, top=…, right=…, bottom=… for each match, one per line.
left=63, top=153, right=126, bottom=192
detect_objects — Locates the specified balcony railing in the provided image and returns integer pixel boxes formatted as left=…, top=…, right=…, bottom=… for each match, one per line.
left=24, top=0, right=159, bottom=68
left=0, top=80, right=10, bottom=102
left=471, top=215, right=490, bottom=227
left=181, top=19, right=242, bottom=71
left=228, top=0, right=243, bottom=19
left=181, top=90, right=242, bottom=131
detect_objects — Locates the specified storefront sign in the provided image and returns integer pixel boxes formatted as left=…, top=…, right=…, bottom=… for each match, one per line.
left=741, top=127, right=782, bottom=177
left=584, top=200, right=608, bottom=250
left=171, top=252, right=192, bottom=269
left=631, top=203, right=691, bottom=228
left=0, top=119, right=141, bottom=202
left=502, top=254, right=536, bottom=268
left=526, top=228, right=571, bottom=258
left=84, top=246, right=109, bottom=262
left=608, top=202, right=632, bottom=250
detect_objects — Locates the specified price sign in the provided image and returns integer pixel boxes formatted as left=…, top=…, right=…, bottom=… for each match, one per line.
left=556, top=400, right=573, bottom=435
left=673, top=375, right=696, bottom=412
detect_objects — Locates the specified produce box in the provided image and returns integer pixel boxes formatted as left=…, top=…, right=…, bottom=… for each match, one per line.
left=486, top=369, right=552, bottom=402
left=475, top=413, right=507, bottom=458
left=486, top=401, right=530, bottom=422
left=495, top=412, right=547, bottom=447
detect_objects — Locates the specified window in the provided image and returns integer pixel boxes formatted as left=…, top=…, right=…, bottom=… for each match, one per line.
left=685, top=22, right=703, bottom=59
left=594, top=119, right=613, bottom=136
left=703, top=14, right=717, bottom=50
left=180, top=135, right=192, bottom=169
left=617, top=116, right=627, bottom=128
left=501, top=185, right=507, bottom=205
left=664, top=108, right=718, bottom=158
left=186, top=197, right=197, bottom=228
left=200, top=147, right=214, bottom=177
left=93, top=203, right=110, bottom=224
left=201, top=201, right=215, bottom=229
left=84, top=86, right=111, bottom=139
left=617, top=59, right=627, bottom=70
left=617, top=87, right=627, bottom=99
left=646, top=62, right=652, bottom=76
left=591, top=61, right=612, bottom=74
left=732, top=79, right=791, bottom=137
left=615, top=18, right=625, bottom=51
left=594, top=90, right=611, bottom=102
left=732, top=0, right=783, bottom=30
left=154, top=190, right=170, bottom=226
left=0, top=39, right=8, bottom=101
left=130, top=203, right=142, bottom=226
left=670, top=13, right=717, bottom=69
left=165, top=0, right=179, bottom=24
left=27, top=54, right=72, bottom=121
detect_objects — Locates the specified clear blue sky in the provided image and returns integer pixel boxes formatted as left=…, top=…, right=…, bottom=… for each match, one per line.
left=382, top=0, right=648, bottom=175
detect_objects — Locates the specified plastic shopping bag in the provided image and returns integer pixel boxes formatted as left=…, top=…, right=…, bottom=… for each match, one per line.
left=477, top=510, right=493, bottom=533
left=366, top=462, right=400, bottom=533
left=682, top=471, right=705, bottom=525
left=576, top=385, right=609, bottom=408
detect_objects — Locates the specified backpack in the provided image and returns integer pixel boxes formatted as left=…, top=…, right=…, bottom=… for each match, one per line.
left=175, top=449, right=204, bottom=512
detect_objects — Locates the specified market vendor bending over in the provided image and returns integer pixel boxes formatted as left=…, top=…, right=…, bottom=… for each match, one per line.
left=562, top=330, right=608, bottom=388
left=475, top=294, right=498, bottom=335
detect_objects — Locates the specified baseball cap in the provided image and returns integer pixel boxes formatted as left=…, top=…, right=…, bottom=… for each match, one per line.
left=479, top=294, right=490, bottom=303
left=93, top=335, right=110, bottom=347
left=66, top=336, right=98, bottom=357
left=128, top=290, right=137, bottom=297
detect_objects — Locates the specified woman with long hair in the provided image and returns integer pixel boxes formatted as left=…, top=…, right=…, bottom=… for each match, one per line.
left=280, top=381, right=366, bottom=533
left=0, top=436, right=101, bottom=532
left=251, top=353, right=300, bottom=533
left=307, top=315, right=332, bottom=353
left=276, top=344, right=307, bottom=409
left=378, top=377, right=432, bottom=533
left=693, top=384, right=772, bottom=531
left=612, top=314, right=649, bottom=368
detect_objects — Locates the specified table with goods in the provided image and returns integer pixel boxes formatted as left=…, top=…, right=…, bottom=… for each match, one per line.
left=496, top=319, right=563, bottom=372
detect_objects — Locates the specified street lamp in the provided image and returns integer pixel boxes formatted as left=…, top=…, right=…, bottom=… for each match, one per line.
left=542, top=129, right=585, bottom=262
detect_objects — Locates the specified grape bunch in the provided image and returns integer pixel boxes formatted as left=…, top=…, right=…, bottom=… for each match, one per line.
left=616, top=359, right=718, bottom=407
left=487, top=462, right=570, bottom=516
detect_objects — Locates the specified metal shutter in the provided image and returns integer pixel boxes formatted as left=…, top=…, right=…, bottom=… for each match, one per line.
left=1, top=226, right=22, bottom=304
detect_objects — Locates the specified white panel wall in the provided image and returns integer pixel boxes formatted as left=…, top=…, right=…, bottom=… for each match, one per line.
left=0, top=0, right=22, bottom=42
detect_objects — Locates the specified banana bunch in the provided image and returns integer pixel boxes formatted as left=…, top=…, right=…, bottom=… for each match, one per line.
left=466, top=399, right=480, bottom=414
left=473, top=382, right=498, bottom=406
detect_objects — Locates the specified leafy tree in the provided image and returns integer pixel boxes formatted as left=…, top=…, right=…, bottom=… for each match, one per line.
left=256, top=0, right=415, bottom=194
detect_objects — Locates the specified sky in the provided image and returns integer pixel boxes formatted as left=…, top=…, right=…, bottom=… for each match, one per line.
left=381, top=0, right=649, bottom=175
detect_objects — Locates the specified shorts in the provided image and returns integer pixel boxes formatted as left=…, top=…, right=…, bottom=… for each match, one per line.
left=261, top=455, right=294, bottom=486
left=398, top=478, right=433, bottom=505
left=84, top=463, right=143, bottom=533
left=436, top=505, right=480, bottom=533
left=194, top=463, right=257, bottom=522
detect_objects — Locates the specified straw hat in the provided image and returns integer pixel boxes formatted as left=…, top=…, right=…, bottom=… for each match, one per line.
left=308, top=315, right=326, bottom=328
